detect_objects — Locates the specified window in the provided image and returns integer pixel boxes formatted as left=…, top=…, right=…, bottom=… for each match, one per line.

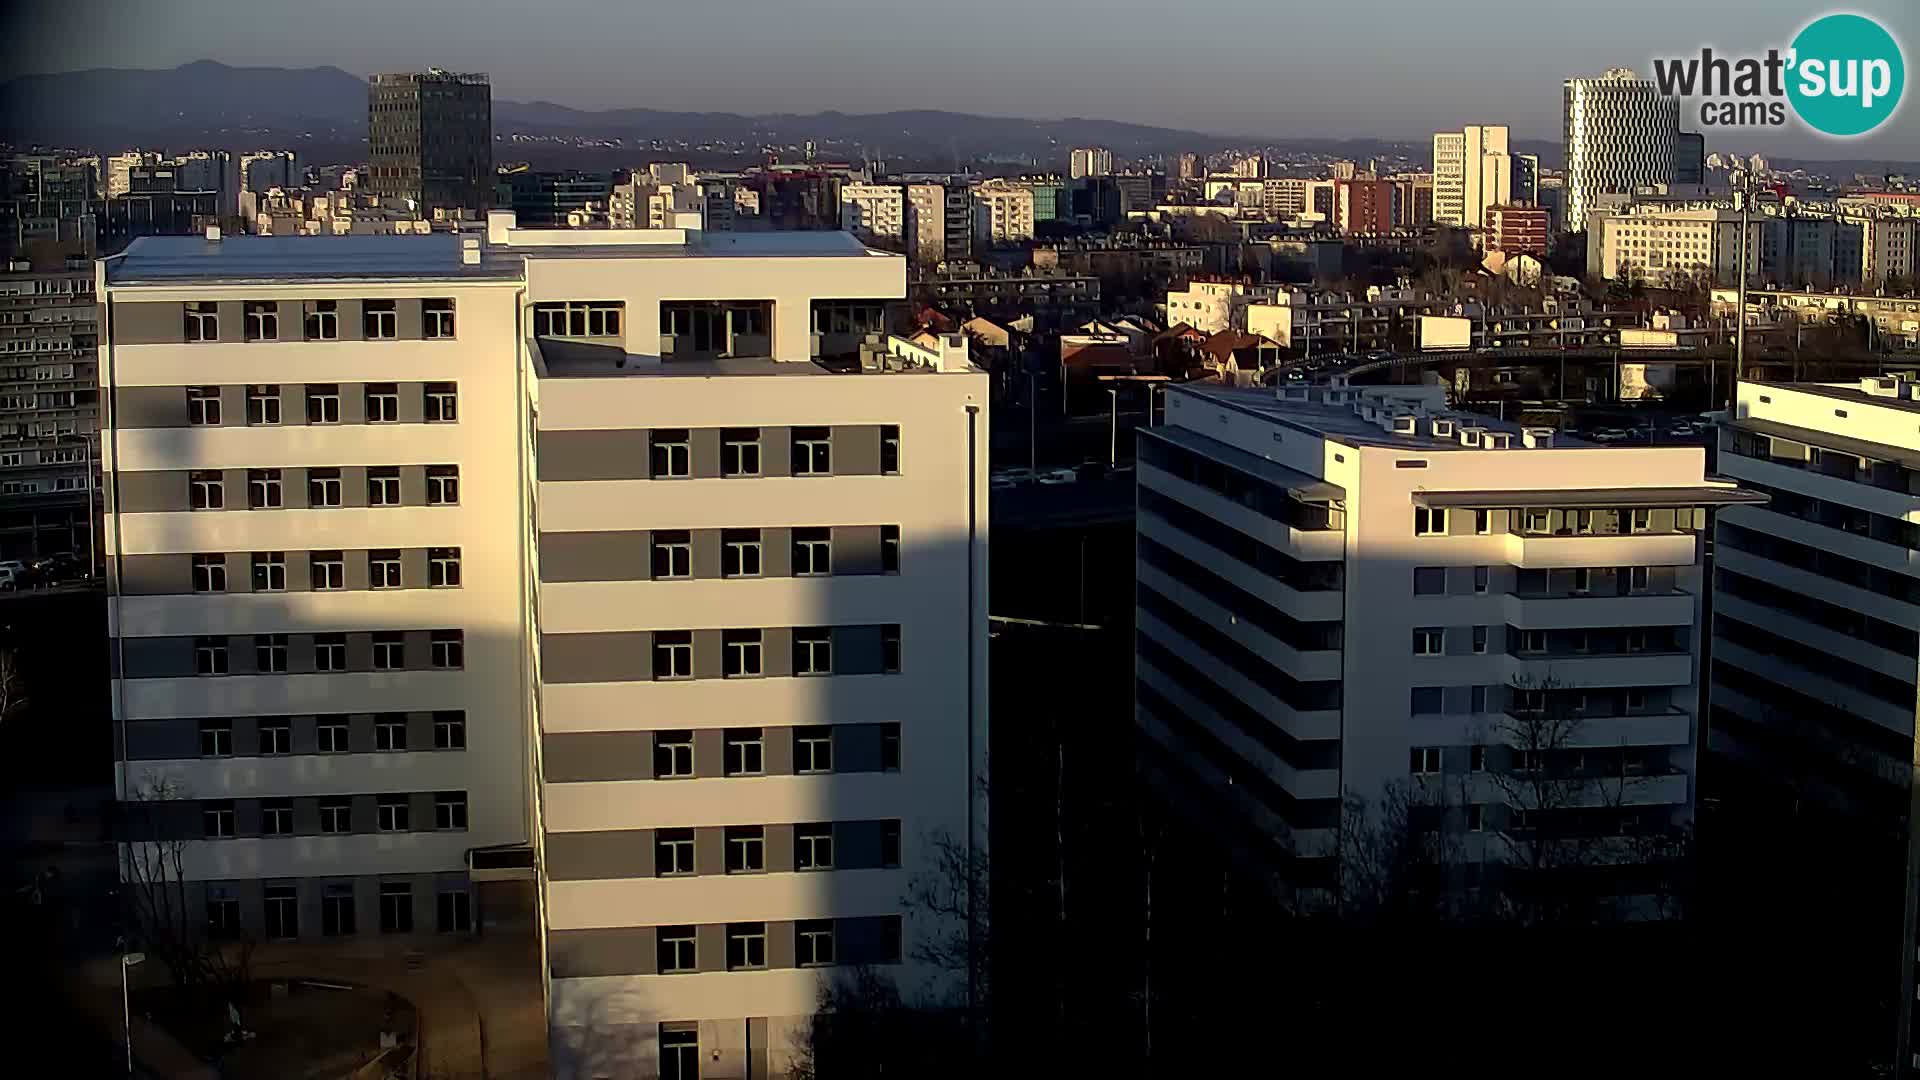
left=1412, top=567, right=1445, bottom=595
left=304, top=300, right=338, bottom=340
left=306, top=384, right=341, bottom=424
left=426, top=466, right=459, bottom=505
left=797, top=919, right=836, bottom=966
left=322, top=886, right=356, bottom=936
left=1571, top=568, right=1592, bottom=594
left=650, top=429, right=690, bottom=478
left=377, top=795, right=410, bottom=832
left=533, top=301, right=623, bottom=338
left=1519, top=630, right=1547, bottom=654
left=247, top=468, right=283, bottom=509
left=1470, top=744, right=1487, bottom=772
left=1627, top=688, right=1647, bottom=711
left=203, top=800, right=236, bottom=838
left=795, top=726, right=833, bottom=773
left=1474, top=509, right=1492, bottom=535
left=656, top=830, right=695, bottom=876
left=435, top=792, right=467, bottom=830
left=881, top=723, right=901, bottom=771
left=1467, top=804, right=1485, bottom=832
left=654, top=731, right=694, bottom=778
left=189, top=470, right=224, bottom=510
left=725, top=728, right=764, bottom=776
left=365, top=383, right=399, bottom=423
left=1414, top=506, right=1447, bottom=536
left=881, top=425, right=901, bottom=474
left=722, top=428, right=760, bottom=476
left=657, top=927, right=697, bottom=974
left=725, top=826, right=765, bottom=873
left=424, top=382, right=457, bottom=423
left=796, top=824, right=834, bottom=870
left=369, top=714, right=408, bottom=752
left=256, top=634, right=288, bottom=673
left=308, top=468, right=342, bottom=507
left=1630, top=509, right=1651, bottom=533
left=369, top=549, right=402, bottom=589
left=881, top=821, right=901, bottom=868
left=245, top=301, right=278, bottom=342
left=184, top=302, right=218, bottom=341
left=881, top=526, right=900, bottom=573
left=207, top=890, right=241, bottom=937
left=1629, top=566, right=1650, bottom=591
left=429, top=547, right=461, bottom=588
left=316, top=718, right=349, bottom=754
left=652, top=531, right=692, bottom=579
left=1474, top=566, right=1489, bottom=594
left=433, top=711, right=466, bottom=750
left=793, top=528, right=832, bottom=575
left=424, top=298, right=455, bottom=338
left=1472, top=625, right=1488, bottom=654
left=653, top=632, right=693, bottom=680
left=882, top=624, right=902, bottom=673
left=431, top=630, right=464, bottom=669
left=264, top=887, right=298, bottom=939
left=367, top=467, right=401, bottom=506
left=379, top=881, right=413, bottom=933
left=1410, top=686, right=1443, bottom=714
left=249, top=551, right=285, bottom=592
left=660, top=1025, right=699, bottom=1080
left=722, top=529, right=761, bottom=577
left=437, top=889, right=471, bottom=933
left=1571, top=631, right=1591, bottom=654
left=363, top=300, right=397, bottom=339
left=187, top=386, right=221, bottom=425
left=372, top=631, right=404, bottom=670
left=723, top=629, right=762, bottom=677
left=1413, top=628, right=1444, bottom=656
left=199, top=718, right=233, bottom=757
left=1410, top=746, right=1442, bottom=775
left=1514, top=750, right=1544, bottom=773
left=195, top=636, right=229, bottom=675
left=794, top=628, right=833, bottom=675
left=793, top=427, right=832, bottom=475
left=1626, top=630, right=1648, bottom=654
left=192, top=554, right=227, bottom=593
left=311, top=552, right=345, bottom=591
left=727, top=922, right=768, bottom=970
left=1523, top=509, right=1551, bottom=534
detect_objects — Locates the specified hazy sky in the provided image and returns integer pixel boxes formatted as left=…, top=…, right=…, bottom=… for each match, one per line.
left=6, top=0, right=1916, bottom=157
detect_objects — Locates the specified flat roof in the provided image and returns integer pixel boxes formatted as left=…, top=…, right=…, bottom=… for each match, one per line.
left=1412, top=485, right=1765, bottom=509
left=1728, top=414, right=1920, bottom=470
left=1175, top=384, right=1599, bottom=451
left=1747, top=380, right=1920, bottom=416
left=1140, top=424, right=1344, bottom=501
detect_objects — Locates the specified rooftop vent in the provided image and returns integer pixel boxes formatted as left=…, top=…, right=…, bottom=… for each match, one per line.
left=1483, top=431, right=1514, bottom=450
left=1429, top=418, right=1456, bottom=438
left=460, top=236, right=480, bottom=265
left=1389, top=413, right=1418, bottom=435
left=1276, top=384, right=1310, bottom=402
left=1862, top=376, right=1901, bottom=397
left=205, top=225, right=221, bottom=242
left=1522, top=427, right=1555, bottom=449
left=1459, top=426, right=1485, bottom=448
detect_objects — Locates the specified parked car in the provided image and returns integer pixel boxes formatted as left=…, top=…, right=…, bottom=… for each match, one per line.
left=1036, top=467, right=1078, bottom=486
left=0, top=567, right=15, bottom=590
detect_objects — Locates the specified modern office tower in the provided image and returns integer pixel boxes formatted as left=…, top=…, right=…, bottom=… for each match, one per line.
left=1710, top=377, right=1920, bottom=1066
left=1135, top=379, right=1757, bottom=913
left=1069, top=147, right=1114, bottom=180
left=1563, top=69, right=1680, bottom=234
left=367, top=70, right=494, bottom=216
left=0, top=257, right=99, bottom=558
left=1432, top=125, right=1528, bottom=232
left=839, top=182, right=906, bottom=245
left=99, top=213, right=988, bottom=1079
left=504, top=170, right=615, bottom=227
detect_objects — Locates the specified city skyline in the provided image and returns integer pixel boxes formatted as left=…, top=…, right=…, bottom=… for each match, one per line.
left=4, top=0, right=1915, bottom=158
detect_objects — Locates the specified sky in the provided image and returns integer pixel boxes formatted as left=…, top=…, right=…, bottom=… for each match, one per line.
left=4, top=0, right=1917, bottom=159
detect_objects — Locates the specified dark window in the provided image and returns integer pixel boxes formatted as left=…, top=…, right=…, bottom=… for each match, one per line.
left=194, top=636, right=228, bottom=675
left=206, top=891, right=241, bottom=937
left=796, top=824, right=834, bottom=870
left=881, top=821, right=901, bottom=868
left=247, top=385, right=281, bottom=425
left=376, top=794, right=410, bottom=831
left=880, top=425, right=901, bottom=474
left=725, top=728, right=764, bottom=776
left=661, top=1024, right=699, bottom=1079
left=722, top=428, right=761, bottom=476
left=186, top=386, right=220, bottom=425
left=264, top=886, right=298, bottom=939
left=369, top=549, right=402, bottom=589
left=189, top=470, right=224, bottom=510
left=184, top=302, right=218, bottom=342
left=654, top=731, right=694, bottom=778
left=311, top=552, right=345, bottom=591
left=258, top=718, right=292, bottom=755
left=379, top=881, right=413, bottom=932
left=251, top=551, right=285, bottom=592
left=192, top=554, right=227, bottom=593
left=304, top=300, right=339, bottom=340
left=723, top=629, right=762, bottom=677
left=430, top=547, right=461, bottom=587
left=651, top=429, right=691, bottom=478
left=424, top=299, right=456, bottom=339
left=256, top=634, right=288, bottom=673
left=794, top=628, right=832, bottom=676
left=793, top=426, right=832, bottom=475
left=433, top=711, right=466, bottom=750
left=364, top=299, right=397, bottom=339
left=726, top=922, right=768, bottom=969
left=795, top=726, right=833, bottom=773
left=365, top=383, right=399, bottom=423
left=653, top=632, right=692, bottom=679
left=426, top=466, right=459, bottom=505
left=367, top=467, right=400, bottom=506
left=651, top=531, right=691, bottom=579
left=306, top=384, right=341, bottom=424
left=437, top=889, right=471, bottom=933
left=424, top=382, right=458, bottom=422
left=316, top=718, right=350, bottom=754
left=658, top=927, right=697, bottom=973
left=881, top=526, right=900, bottom=573
left=882, top=625, right=902, bottom=673
left=431, top=630, right=464, bottom=669
left=199, top=718, right=233, bottom=757
left=793, top=528, right=831, bottom=575
left=881, top=723, right=901, bottom=771
left=248, top=469, right=283, bottom=509
left=308, top=468, right=342, bottom=508
left=371, top=631, right=405, bottom=670
left=322, top=886, right=356, bottom=936
left=656, top=829, right=695, bottom=876
left=435, top=792, right=468, bottom=830
left=797, top=919, right=836, bottom=966
left=203, top=800, right=236, bottom=838
left=726, top=826, right=765, bottom=873
left=722, top=529, right=761, bottom=577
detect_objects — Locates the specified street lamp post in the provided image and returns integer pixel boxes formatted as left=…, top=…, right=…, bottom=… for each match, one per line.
left=1107, top=387, right=1119, bottom=468
left=121, top=951, right=145, bottom=1075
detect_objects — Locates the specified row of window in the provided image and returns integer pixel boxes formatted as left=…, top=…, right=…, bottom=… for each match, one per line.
left=191, top=548, right=462, bottom=592
left=648, top=626, right=902, bottom=679
left=1408, top=684, right=1658, bottom=716
left=186, top=383, right=458, bottom=426
left=642, top=724, right=901, bottom=779
left=1412, top=565, right=1657, bottom=596
left=650, top=822, right=902, bottom=877
left=1726, top=429, right=1920, bottom=496
left=1714, top=612, right=1914, bottom=709
left=193, top=712, right=466, bottom=756
left=187, top=466, right=459, bottom=509
left=1718, top=520, right=1920, bottom=606
left=1714, top=566, right=1917, bottom=655
left=1737, top=480, right=1920, bottom=551
left=1138, top=488, right=1344, bottom=592
left=1412, top=744, right=1667, bottom=781
left=200, top=791, right=467, bottom=838
left=649, top=916, right=901, bottom=975
left=185, top=631, right=464, bottom=675
left=183, top=299, right=456, bottom=343
left=644, top=425, right=900, bottom=479
left=1412, top=506, right=1700, bottom=538
left=1138, top=585, right=1343, bottom=712
left=213, top=881, right=471, bottom=941
left=642, top=527, right=897, bottom=579
left=1138, top=434, right=1343, bottom=532
left=1137, top=535, right=1343, bottom=652
left=1418, top=624, right=1681, bottom=657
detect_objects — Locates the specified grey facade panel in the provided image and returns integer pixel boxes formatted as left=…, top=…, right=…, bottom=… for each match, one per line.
left=292, top=796, right=321, bottom=835
left=335, top=300, right=364, bottom=342
left=691, top=530, right=722, bottom=580
left=838, top=723, right=884, bottom=772
left=765, top=727, right=793, bottom=775
left=835, top=820, right=884, bottom=870
left=120, top=554, right=190, bottom=595
left=545, top=830, right=653, bottom=881
left=395, top=299, right=424, bottom=341
left=690, top=428, right=723, bottom=479
left=834, top=625, right=886, bottom=676
left=693, top=729, right=724, bottom=779
left=541, top=632, right=652, bottom=684
left=398, top=384, right=426, bottom=424
left=763, top=627, right=794, bottom=678
left=832, top=425, right=882, bottom=475
left=218, top=386, right=247, bottom=427
left=402, top=630, right=434, bottom=671
left=539, top=532, right=648, bottom=583
left=215, top=301, right=244, bottom=342
left=400, top=465, right=427, bottom=507
left=116, top=386, right=190, bottom=429
left=694, top=827, right=724, bottom=876
left=543, top=733, right=654, bottom=783
left=766, top=920, right=796, bottom=970
left=338, top=384, right=367, bottom=426
left=113, top=302, right=185, bottom=345
left=345, top=633, right=374, bottom=672
left=120, top=636, right=194, bottom=679
left=832, top=526, right=884, bottom=575
left=765, top=824, right=795, bottom=874
left=349, top=794, right=379, bottom=835
left=401, top=548, right=428, bottom=589
left=338, top=466, right=368, bottom=508
left=550, top=928, right=656, bottom=978
left=115, top=471, right=188, bottom=514
left=276, top=301, right=304, bottom=335
left=696, top=924, right=725, bottom=974
left=761, top=527, right=792, bottom=577
left=538, top=430, right=652, bottom=482
left=692, top=630, right=723, bottom=681
left=760, top=427, right=792, bottom=477
left=123, top=719, right=199, bottom=760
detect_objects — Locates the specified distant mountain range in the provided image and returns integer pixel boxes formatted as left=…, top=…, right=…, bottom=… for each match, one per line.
left=2, top=60, right=1914, bottom=178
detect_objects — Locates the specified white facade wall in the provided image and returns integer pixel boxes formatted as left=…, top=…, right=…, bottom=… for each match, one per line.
left=839, top=183, right=906, bottom=244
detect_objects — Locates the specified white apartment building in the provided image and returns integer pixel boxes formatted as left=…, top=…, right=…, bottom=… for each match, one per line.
left=1563, top=69, right=1680, bottom=234
left=904, top=183, right=947, bottom=265
left=1069, top=146, right=1114, bottom=180
left=1136, top=379, right=1757, bottom=911
left=1263, top=178, right=1308, bottom=218
left=970, top=180, right=1035, bottom=246
left=101, top=216, right=989, bottom=1079
left=1164, top=280, right=1281, bottom=334
left=1432, top=125, right=1533, bottom=232
left=839, top=182, right=906, bottom=245
left=1588, top=205, right=1762, bottom=287
left=1856, top=215, right=1918, bottom=288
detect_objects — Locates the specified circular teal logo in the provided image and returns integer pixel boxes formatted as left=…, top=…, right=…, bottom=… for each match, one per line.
left=1788, top=13, right=1905, bottom=137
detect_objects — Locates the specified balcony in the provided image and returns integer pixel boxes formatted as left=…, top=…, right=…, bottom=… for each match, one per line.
left=1503, top=531, right=1696, bottom=569
left=1502, top=590, right=1695, bottom=629
left=1504, top=650, right=1696, bottom=687
left=1499, top=707, right=1692, bottom=748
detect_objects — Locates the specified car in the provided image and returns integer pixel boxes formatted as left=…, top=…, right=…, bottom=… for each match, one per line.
left=1036, top=468, right=1078, bottom=486
left=990, top=467, right=1035, bottom=486
left=1366, top=350, right=1394, bottom=361
left=1589, top=429, right=1628, bottom=442
left=0, top=567, right=14, bottom=590
left=0, top=560, right=24, bottom=576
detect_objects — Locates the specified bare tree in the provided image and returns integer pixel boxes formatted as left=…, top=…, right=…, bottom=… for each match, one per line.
left=0, top=646, right=26, bottom=727
left=121, top=774, right=254, bottom=1001
left=1337, top=773, right=1477, bottom=925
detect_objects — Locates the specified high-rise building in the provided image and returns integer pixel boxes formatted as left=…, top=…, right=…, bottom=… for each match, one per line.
left=505, top=170, right=614, bottom=227
left=904, top=183, right=946, bottom=265
left=1263, top=178, right=1308, bottom=218
left=367, top=70, right=494, bottom=216
left=840, top=182, right=906, bottom=245
left=106, top=151, right=162, bottom=198
left=972, top=180, right=1036, bottom=246
left=1136, top=379, right=1757, bottom=913
left=1486, top=205, right=1551, bottom=256
left=1177, top=153, right=1201, bottom=180
left=241, top=151, right=302, bottom=194
left=1334, top=178, right=1395, bottom=235
left=99, top=214, right=987, bottom=1079
left=1069, top=147, right=1114, bottom=180
left=0, top=257, right=99, bottom=559
left=1587, top=204, right=1762, bottom=286
left=1563, top=69, right=1680, bottom=234
left=1390, top=174, right=1435, bottom=228
left=1432, top=125, right=1530, bottom=232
